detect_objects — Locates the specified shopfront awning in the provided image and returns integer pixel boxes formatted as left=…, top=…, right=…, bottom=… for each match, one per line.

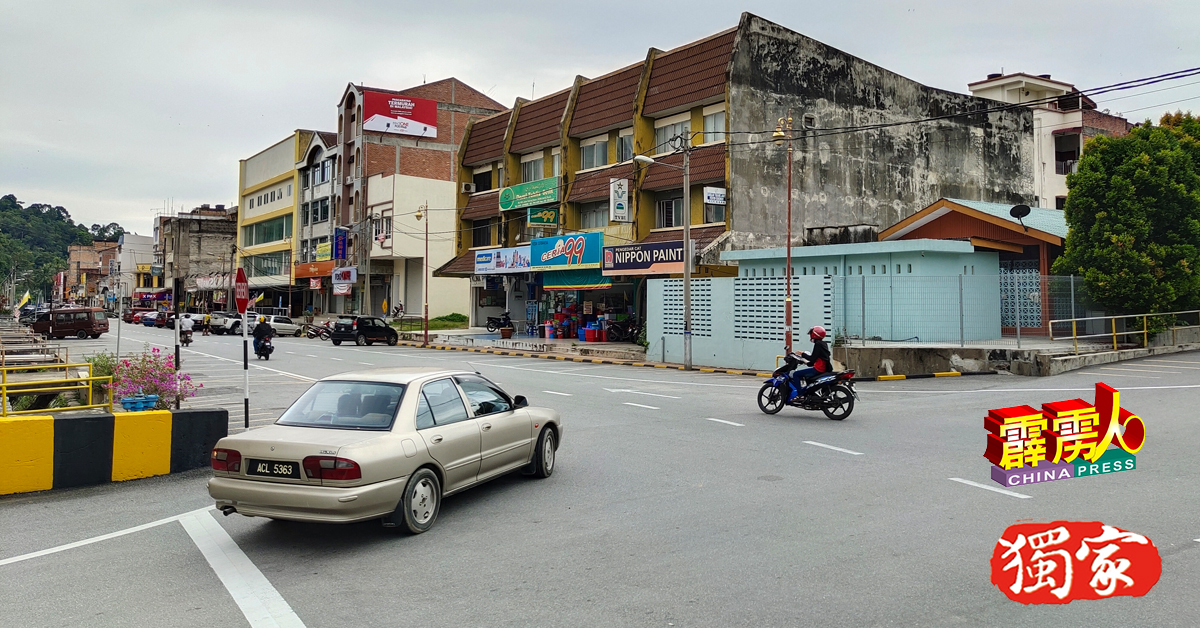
left=434, top=251, right=477, bottom=278
left=542, top=269, right=612, bottom=290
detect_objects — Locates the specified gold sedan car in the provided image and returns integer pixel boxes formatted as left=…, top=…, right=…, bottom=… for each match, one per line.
left=208, top=368, right=562, bottom=533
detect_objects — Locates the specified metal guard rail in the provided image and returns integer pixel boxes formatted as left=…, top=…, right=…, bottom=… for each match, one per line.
left=1048, top=309, right=1200, bottom=354
left=1, top=362, right=115, bottom=416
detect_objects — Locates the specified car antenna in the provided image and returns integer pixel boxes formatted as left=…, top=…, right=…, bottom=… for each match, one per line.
left=465, top=361, right=481, bottom=374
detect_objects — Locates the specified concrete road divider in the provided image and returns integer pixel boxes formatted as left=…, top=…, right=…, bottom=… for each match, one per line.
left=0, top=408, right=228, bottom=496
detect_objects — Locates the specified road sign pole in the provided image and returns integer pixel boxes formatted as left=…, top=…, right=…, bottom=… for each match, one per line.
left=234, top=267, right=250, bottom=430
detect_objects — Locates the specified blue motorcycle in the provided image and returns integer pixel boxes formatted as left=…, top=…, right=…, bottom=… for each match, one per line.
left=757, top=354, right=858, bottom=419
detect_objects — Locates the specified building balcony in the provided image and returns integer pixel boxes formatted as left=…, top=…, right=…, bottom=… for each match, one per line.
left=1055, top=160, right=1078, bottom=176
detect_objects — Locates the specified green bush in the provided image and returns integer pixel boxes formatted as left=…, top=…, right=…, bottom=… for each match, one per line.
left=85, top=351, right=119, bottom=396
left=432, top=313, right=468, bottom=323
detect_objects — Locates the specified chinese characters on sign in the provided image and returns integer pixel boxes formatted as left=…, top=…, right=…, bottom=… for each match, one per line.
left=985, top=383, right=1145, bottom=487
left=991, top=521, right=1161, bottom=604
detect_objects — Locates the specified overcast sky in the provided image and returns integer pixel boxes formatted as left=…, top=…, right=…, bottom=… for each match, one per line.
left=2, top=0, right=1197, bottom=235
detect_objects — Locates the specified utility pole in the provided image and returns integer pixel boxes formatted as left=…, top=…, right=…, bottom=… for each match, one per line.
left=172, top=218, right=181, bottom=409
left=774, top=113, right=795, bottom=354
left=681, top=137, right=692, bottom=371
left=416, top=202, right=430, bottom=346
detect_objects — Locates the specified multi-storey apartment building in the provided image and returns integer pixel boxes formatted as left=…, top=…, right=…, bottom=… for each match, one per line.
left=968, top=73, right=1133, bottom=209
left=237, top=131, right=310, bottom=312
left=439, top=12, right=1037, bottom=327
left=292, top=130, right=340, bottom=315
left=156, top=204, right=237, bottom=312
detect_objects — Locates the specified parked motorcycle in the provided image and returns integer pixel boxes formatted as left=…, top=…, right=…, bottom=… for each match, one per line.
left=305, top=322, right=332, bottom=341
left=181, top=330, right=193, bottom=347
left=757, top=354, right=858, bottom=419
left=255, top=335, right=275, bottom=360
left=485, top=311, right=513, bottom=333
left=607, top=318, right=642, bottom=343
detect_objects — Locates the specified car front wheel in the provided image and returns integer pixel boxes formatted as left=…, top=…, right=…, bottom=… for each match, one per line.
left=531, top=427, right=556, bottom=478
left=293, top=329, right=302, bottom=337
left=76, top=330, right=88, bottom=339
left=397, top=468, right=441, bottom=534
left=387, top=333, right=398, bottom=346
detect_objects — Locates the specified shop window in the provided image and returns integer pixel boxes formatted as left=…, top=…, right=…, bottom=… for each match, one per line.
left=655, top=120, right=690, bottom=154
left=473, top=170, right=492, bottom=193
left=703, top=111, right=725, bottom=144
left=704, top=203, right=725, bottom=224
left=521, top=158, right=543, bottom=183
left=617, top=132, right=633, bottom=162
left=581, top=138, right=608, bottom=170
left=580, top=201, right=608, bottom=230
left=472, top=219, right=491, bottom=248
left=242, top=215, right=293, bottom=246
left=1056, top=196, right=1067, bottom=209
left=301, top=202, right=310, bottom=226
left=655, top=197, right=683, bottom=228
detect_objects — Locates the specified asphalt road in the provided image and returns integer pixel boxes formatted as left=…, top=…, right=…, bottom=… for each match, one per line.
left=2, top=322, right=1198, bottom=627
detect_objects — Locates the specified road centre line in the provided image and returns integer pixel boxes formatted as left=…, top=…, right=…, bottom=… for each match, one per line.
left=179, top=510, right=307, bottom=628
left=0, top=506, right=216, bottom=567
left=705, top=418, right=744, bottom=427
left=176, top=347, right=316, bottom=382
left=803, top=441, right=864, bottom=455
left=948, top=477, right=1032, bottom=499
left=542, top=390, right=572, bottom=396
left=624, top=402, right=660, bottom=410
left=1140, top=361, right=1200, bottom=369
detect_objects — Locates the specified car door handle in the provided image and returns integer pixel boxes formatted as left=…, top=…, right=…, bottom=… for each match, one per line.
left=481, top=423, right=492, bottom=431
left=430, top=435, right=443, bottom=444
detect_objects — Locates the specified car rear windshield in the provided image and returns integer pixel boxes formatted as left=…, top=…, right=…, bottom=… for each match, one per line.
left=276, top=381, right=405, bottom=430
left=336, top=316, right=355, bottom=324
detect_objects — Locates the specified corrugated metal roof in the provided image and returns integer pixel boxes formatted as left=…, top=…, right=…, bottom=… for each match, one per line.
left=721, top=239, right=977, bottom=261
left=510, top=89, right=571, bottom=154
left=643, top=29, right=735, bottom=116
left=461, top=112, right=511, bottom=166
left=569, top=62, right=643, bottom=138
left=947, top=199, right=1068, bottom=238
left=642, top=225, right=727, bottom=248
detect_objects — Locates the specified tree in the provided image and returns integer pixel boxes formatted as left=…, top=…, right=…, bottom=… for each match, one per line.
left=90, top=222, right=125, bottom=241
left=1052, top=112, right=1200, bottom=314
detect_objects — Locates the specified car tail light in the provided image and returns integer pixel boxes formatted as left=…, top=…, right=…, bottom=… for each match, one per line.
left=302, top=456, right=362, bottom=481
left=351, top=319, right=357, bottom=329
left=211, top=448, right=242, bottom=472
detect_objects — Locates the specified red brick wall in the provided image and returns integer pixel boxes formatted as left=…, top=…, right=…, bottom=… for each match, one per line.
left=1083, top=110, right=1134, bottom=139
left=400, top=78, right=505, bottom=112
left=365, top=143, right=397, bottom=178
left=398, top=146, right=454, bottom=180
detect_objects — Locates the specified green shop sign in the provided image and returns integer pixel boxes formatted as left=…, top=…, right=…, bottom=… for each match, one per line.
left=528, top=206, right=558, bottom=226
left=499, top=177, right=558, bottom=211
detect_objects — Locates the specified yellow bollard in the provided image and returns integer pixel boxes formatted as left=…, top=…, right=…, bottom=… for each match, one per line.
left=1073, top=320, right=1079, bottom=355
left=1143, top=315, right=1148, bottom=348
left=1112, top=317, right=1118, bottom=351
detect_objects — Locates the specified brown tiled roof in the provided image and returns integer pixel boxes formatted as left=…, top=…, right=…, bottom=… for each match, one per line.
left=510, top=88, right=571, bottom=154
left=434, top=251, right=476, bottom=277
left=568, top=62, right=643, bottom=138
left=317, top=131, right=338, bottom=147
left=461, top=190, right=500, bottom=220
left=641, top=225, right=727, bottom=249
left=462, top=112, right=511, bottom=166
left=643, top=29, right=735, bottom=116
left=641, top=145, right=725, bottom=191
left=567, top=162, right=637, bottom=203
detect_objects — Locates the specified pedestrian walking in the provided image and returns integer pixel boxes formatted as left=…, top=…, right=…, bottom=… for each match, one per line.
left=203, top=312, right=211, bottom=336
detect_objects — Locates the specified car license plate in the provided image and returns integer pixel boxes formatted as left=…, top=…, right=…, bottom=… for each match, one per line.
left=246, top=459, right=301, bottom=479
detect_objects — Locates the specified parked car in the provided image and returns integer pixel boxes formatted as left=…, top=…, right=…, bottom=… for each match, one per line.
left=209, top=311, right=238, bottom=335
left=124, top=307, right=153, bottom=324
left=331, top=315, right=399, bottom=346
left=31, top=307, right=110, bottom=339
left=207, top=367, right=560, bottom=533
left=264, top=315, right=302, bottom=337
left=141, top=311, right=160, bottom=326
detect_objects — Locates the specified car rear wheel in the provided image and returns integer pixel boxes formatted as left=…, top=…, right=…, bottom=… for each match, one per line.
left=397, top=468, right=441, bottom=534
left=76, top=330, right=88, bottom=339
left=332, top=339, right=342, bottom=346
left=355, top=333, right=367, bottom=346
left=531, top=427, right=556, bottom=478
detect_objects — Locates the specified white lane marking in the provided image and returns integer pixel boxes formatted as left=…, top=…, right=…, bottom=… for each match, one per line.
left=174, top=347, right=317, bottom=382
left=949, top=477, right=1032, bottom=499
left=0, top=506, right=215, bottom=567
left=803, top=440, right=863, bottom=455
left=542, top=390, right=572, bottom=396
left=285, top=351, right=295, bottom=354
left=1145, top=359, right=1200, bottom=365
left=603, top=388, right=682, bottom=399
left=484, top=362, right=760, bottom=389
left=1082, top=373, right=1159, bottom=379
left=330, top=357, right=343, bottom=361
left=623, top=402, right=659, bottom=410
left=305, top=355, right=317, bottom=358
left=705, top=418, right=743, bottom=427
left=180, top=509, right=306, bottom=628
left=358, top=362, right=374, bottom=365
left=1099, top=367, right=1178, bottom=374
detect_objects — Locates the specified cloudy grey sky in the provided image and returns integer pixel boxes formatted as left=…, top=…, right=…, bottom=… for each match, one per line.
left=2, top=0, right=1197, bottom=235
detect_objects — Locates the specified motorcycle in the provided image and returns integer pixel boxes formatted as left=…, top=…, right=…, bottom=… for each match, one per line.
left=757, top=354, right=858, bottom=420
left=607, top=318, right=641, bottom=343
left=181, top=330, right=193, bottom=347
left=255, top=334, right=275, bottom=360
left=485, top=311, right=513, bottom=333
left=305, top=322, right=332, bottom=341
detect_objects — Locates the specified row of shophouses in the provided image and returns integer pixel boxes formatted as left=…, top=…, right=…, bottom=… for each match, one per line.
left=219, top=12, right=1131, bottom=330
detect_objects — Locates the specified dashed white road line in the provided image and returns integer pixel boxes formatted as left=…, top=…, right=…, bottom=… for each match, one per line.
left=542, top=390, right=572, bottom=396
left=305, top=355, right=317, bottom=358
left=1100, top=367, right=1178, bottom=374
left=624, top=402, right=659, bottom=410
left=803, top=441, right=863, bottom=455
left=0, top=506, right=215, bottom=566
left=949, top=477, right=1032, bottom=499
left=705, top=418, right=743, bottom=427
left=358, top=362, right=373, bottom=365
left=330, top=357, right=342, bottom=361
left=179, top=509, right=307, bottom=627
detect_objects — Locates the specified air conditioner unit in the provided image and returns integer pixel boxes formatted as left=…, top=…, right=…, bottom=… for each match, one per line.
left=461, top=183, right=476, bottom=194
left=345, top=176, right=353, bottom=186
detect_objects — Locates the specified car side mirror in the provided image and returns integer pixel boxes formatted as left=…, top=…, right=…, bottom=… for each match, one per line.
left=513, top=395, right=528, bottom=408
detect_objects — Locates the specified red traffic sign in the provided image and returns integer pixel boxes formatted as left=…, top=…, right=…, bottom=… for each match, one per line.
left=234, top=267, right=249, bottom=314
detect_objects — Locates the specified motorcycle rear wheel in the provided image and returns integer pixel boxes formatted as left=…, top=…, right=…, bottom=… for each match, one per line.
left=486, top=321, right=499, bottom=332
left=757, top=383, right=785, bottom=415
left=822, top=385, right=855, bottom=420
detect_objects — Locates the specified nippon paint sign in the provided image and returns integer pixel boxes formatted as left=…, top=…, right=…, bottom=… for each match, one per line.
left=362, top=90, right=438, bottom=138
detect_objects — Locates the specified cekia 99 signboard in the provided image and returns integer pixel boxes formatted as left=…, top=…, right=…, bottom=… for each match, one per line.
left=362, top=90, right=438, bottom=138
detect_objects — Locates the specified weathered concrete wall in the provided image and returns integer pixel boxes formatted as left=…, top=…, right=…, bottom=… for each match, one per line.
left=720, top=13, right=1034, bottom=259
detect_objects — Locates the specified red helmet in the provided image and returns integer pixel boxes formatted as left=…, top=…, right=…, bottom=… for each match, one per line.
left=808, top=325, right=827, bottom=341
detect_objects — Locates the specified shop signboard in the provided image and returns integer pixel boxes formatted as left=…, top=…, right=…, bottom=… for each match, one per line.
left=296, top=260, right=337, bottom=279
left=334, top=228, right=348, bottom=260
left=309, top=278, right=323, bottom=290
left=362, top=90, right=438, bottom=138
left=528, top=206, right=557, bottom=226
left=315, top=241, right=332, bottom=261
left=703, top=186, right=726, bottom=205
left=136, top=264, right=151, bottom=273
left=499, top=177, right=558, bottom=211
left=602, top=241, right=687, bottom=276
left=474, top=246, right=531, bottom=275
left=331, top=267, right=358, bottom=285
left=531, top=232, right=603, bottom=271
left=609, top=178, right=630, bottom=222
left=332, top=283, right=352, bottom=295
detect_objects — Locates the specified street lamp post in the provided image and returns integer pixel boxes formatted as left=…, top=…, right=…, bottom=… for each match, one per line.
left=773, top=113, right=794, bottom=354
left=415, top=202, right=430, bottom=347
left=634, top=133, right=694, bottom=370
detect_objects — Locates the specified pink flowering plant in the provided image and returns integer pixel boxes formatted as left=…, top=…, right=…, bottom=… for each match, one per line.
left=108, top=346, right=202, bottom=410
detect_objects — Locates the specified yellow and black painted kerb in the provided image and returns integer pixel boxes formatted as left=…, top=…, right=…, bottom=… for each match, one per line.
left=0, top=408, right=228, bottom=496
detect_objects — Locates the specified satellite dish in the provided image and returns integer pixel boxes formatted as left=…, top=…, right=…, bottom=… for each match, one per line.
left=1010, top=204, right=1031, bottom=232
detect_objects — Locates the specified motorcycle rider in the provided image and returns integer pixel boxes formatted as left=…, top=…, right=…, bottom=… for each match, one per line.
left=787, top=325, right=832, bottom=399
left=178, top=313, right=195, bottom=342
left=252, top=316, right=273, bottom=353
